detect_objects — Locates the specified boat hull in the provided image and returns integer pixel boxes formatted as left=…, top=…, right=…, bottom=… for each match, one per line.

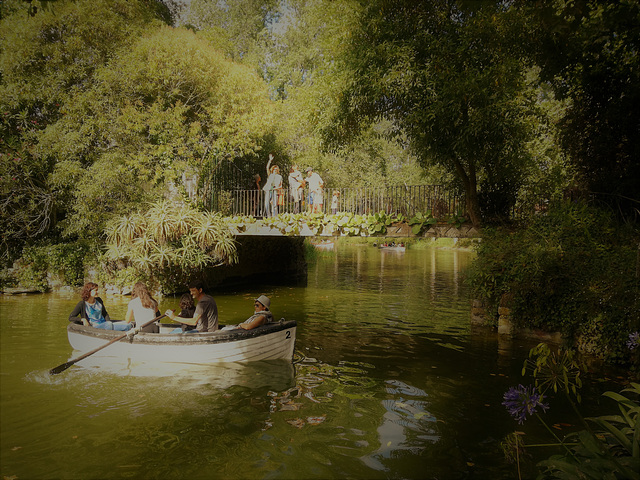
left=379, top=246, right=405, bottom=252
left=67, top=320, right=297, bottom=364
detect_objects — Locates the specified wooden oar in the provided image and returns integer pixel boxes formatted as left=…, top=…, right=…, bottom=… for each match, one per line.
left=49, top=314, right=167, bottom=375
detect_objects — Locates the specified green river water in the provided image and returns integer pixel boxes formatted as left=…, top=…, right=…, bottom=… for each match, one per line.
left=0, top=243, right=626, bottom=479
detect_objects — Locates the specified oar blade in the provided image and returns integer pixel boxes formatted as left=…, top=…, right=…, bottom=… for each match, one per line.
left=49, top=361, right=75, bottom=375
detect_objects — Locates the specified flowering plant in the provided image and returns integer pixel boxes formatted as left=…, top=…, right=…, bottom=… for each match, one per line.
left=502, top=384, right=549, bottom=424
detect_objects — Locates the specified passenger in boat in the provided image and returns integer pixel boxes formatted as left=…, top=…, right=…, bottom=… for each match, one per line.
left=68, top=282, right=132, bottom=331
left=221, top=295, right=273, bottom=331
left=179, top=293, right=195, bottom=317
left=125, top=282, right=160, bottom=333
left=165, top=280, right=219, bottom=333
left=177, top=293, right=196, bottom=332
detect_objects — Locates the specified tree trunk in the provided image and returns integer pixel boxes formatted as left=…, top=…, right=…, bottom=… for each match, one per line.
left=452, top=156, right=482, bottom=227
left=465, top=188, right=482, bottom=227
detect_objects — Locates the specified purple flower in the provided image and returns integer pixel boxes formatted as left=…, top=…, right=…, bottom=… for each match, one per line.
left=502, top=384, right=549, bottom=424
left=627, top=332, right=639, bottom=351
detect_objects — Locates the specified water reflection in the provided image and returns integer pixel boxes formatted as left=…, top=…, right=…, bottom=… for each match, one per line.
left=31, top=357, right=296, bottom=391
left=363, top=379, right=439, bottom=472
left=2, top=245, right=625, bottom=480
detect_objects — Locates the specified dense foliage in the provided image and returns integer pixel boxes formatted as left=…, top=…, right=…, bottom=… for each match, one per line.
left=468, top=202, right=639, bottom=362
left=519, top=0, right=640, bottom=220
left=331, top=0, right=538, bottom=226
left=1, top=0, right=273, bottom=266
left=1, top=0, right=167, bottom=262
left=7, top=241, right=91, bottom=291
left=186, top=0, right=432, bottom=188
left=103, top=200, right=237, bottom=292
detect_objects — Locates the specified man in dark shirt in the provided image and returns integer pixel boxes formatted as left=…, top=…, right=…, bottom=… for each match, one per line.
left=166, top=280, right=218, bottom=332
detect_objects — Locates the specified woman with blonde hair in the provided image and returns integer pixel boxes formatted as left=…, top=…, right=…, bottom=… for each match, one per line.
left=126, top=282, right=160, bottom=332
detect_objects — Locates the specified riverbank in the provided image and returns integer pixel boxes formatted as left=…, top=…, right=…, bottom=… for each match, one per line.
left=325, top=236, right=481, bottom=250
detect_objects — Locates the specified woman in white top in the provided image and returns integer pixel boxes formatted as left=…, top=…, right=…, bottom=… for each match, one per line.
left=262, top=153, right=283, bottom=216
left=288, top=165, right=304, bottom=213
left=126, top=282, right=159, bottom=331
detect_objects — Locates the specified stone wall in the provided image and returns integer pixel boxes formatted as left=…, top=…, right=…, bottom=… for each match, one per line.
left=471, top=294, right=563, bottom=344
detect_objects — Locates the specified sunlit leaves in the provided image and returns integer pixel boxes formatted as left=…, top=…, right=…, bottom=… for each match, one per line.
left=332, top=0, right=537, bottom=225
left=193, top=212, right=225, bottom=249
left=5, top=10, right=275, bottom=244
left=104, top=200, right=237, bottom=278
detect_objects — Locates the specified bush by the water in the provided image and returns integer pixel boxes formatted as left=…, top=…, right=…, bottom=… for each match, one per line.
left=468, top=202, right=639, bottom=363
left=3, top=241, right=91, bottom=291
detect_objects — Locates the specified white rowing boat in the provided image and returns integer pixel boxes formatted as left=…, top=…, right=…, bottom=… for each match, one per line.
left=311, top=241, right=334, bottom=250
left=378, top=245, right=406, bottom=252
left=66, top=319, right=297, bottom=364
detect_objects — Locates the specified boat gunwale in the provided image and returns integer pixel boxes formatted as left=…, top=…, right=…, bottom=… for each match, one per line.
left=67, top=319, right=297, bottom=345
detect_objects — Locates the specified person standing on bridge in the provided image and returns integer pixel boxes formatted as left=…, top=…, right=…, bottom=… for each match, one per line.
left=263, top=153, right=283, bottom=217
left=251, top=173, right=261, bottom=217
left=331, top=190, right=340, bottom=214
left=306, top=167, right=324, bottom=213
left=288, top=165, right=305, bottom=213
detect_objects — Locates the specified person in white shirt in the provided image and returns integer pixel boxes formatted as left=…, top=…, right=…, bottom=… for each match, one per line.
left=288, top=165, right=305, bottom=213
left=263, top=153, right=283, bottom=217
left=305, top=167, right=324, bottom=213
left=126, top=282, right=160, bottom=333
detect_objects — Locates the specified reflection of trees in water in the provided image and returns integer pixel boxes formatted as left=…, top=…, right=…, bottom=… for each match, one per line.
left=308, top=246, right=473, bottom=335
left=262, top=358, right=440, bottom=471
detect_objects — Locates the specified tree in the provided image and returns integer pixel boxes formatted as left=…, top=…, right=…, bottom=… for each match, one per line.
left=42, top=27, right=275, bottom=238
left=0, top=0, right=168, bottom=263
left=519, top=0, right=640, bottom=219
left=329, top=0, right=536, bottom=225
left=185, top=0, right=278, bottom=66
left=186, top=0, right=437, bottom=189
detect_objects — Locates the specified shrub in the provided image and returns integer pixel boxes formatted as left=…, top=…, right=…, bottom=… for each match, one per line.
left=468, top=201, right=640, bottom=362
left=8, top=241, right=91, bottom=291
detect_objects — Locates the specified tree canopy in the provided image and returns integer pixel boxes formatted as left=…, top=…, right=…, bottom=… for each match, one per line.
left=519, top=0, right=640, bottom=216
left=1, top=0, right=638, bottom=274
left=1, top=0, right=274, bottom=263
left=1, top=0, right=169, bottom=259
left=327, top=0, right=540, bottom=225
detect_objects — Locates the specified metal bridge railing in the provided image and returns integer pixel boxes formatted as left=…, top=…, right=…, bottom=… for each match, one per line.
left=218, top=185, right=464, bottom=219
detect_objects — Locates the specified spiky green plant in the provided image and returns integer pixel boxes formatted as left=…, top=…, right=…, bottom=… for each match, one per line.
left=103, top=200, right=237, bottom=286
